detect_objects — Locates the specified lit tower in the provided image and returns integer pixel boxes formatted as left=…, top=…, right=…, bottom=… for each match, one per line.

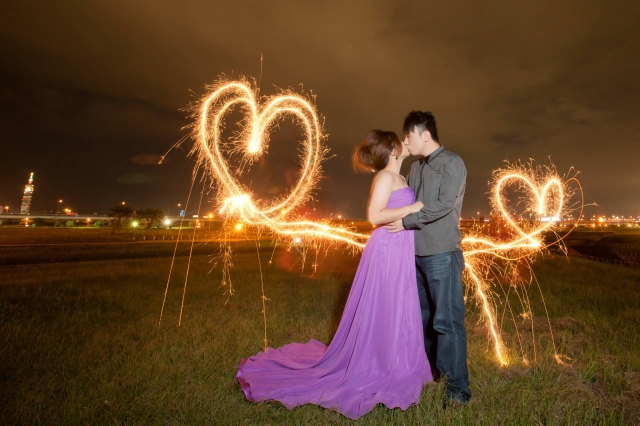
left=20, top=173, right=34, bottom=215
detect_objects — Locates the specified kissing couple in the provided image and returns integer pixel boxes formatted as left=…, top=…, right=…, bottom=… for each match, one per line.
left=236, top=111, right=471, bottom=419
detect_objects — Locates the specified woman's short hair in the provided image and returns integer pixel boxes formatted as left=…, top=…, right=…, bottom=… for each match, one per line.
left=352, top=130, right=403, bottom=173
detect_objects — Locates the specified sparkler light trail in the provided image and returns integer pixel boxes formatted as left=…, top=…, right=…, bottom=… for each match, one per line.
left=192, top=77, right=370, bottom=248
left=179, top=76, right=581, bottom=365
left=171, top=77, right=370, bottom=349
left=460, top=162, right=582, bottom=365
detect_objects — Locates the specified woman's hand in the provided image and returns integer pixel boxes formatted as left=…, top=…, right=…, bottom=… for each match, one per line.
left=409, top=201, right=423, bottom=214
left=384, top=201, right=423, bottom=232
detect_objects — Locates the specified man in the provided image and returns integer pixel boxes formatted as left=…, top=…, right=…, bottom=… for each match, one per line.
left=385, top=111, right=471, bottom=404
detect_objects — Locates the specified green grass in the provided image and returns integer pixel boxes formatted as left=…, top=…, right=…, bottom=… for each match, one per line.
left=1, top=248, right=639, bottom=424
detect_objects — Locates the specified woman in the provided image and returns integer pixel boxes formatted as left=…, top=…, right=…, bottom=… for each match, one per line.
left=236, top=130, right=432, bottom=420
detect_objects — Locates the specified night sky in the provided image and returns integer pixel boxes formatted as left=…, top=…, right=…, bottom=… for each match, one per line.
left=1, top=1, right=639, bottom=219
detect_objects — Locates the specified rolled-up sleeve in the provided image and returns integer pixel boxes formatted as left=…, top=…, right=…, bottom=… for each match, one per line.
left=403, top=156, right=466, bottom=230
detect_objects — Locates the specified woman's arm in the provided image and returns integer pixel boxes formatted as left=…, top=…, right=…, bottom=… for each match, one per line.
left=367, top=172, right=423, bottom=226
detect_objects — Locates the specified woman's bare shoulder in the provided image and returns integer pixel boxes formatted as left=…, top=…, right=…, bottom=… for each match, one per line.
left=371, top=170, right=394, bottom=189
left=375, top=169, right=395, bottom=180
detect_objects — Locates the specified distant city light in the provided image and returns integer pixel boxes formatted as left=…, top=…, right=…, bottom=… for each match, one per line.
left=164, top=219, right=171, bottom=226
left=20, top=173, right=34, bottom=215
left=541, top=216, right=560, bottom=222
left=132, top=221, right=138, bottom=228
left=235, top=223, right=243, bottom=231
left=294, top=237, right=302, bottom=244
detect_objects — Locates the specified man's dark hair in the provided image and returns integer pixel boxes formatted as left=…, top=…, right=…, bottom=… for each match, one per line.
left=402, top=111, right=439, bottom=142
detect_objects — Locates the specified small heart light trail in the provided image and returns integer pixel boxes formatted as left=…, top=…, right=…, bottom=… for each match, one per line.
left=461, top=162, right=582, bottom=365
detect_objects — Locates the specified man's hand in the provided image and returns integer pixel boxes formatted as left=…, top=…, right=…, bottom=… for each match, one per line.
left=383, top=219, right=404, bottom=233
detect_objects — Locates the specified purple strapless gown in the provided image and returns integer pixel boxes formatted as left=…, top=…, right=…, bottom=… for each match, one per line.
left=236, top=187, right=432, bottom=420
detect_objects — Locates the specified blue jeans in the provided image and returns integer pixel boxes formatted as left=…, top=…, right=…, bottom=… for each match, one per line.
left=416, top=250, right=471, bottom=402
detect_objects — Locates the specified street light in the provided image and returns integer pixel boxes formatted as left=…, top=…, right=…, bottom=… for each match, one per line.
left=54, top=199, right=63, bottom=226
left=208, top=213, right=213, bottom=231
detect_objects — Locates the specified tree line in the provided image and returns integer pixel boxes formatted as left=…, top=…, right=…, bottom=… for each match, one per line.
left=108, top=204, right=164, bottom=234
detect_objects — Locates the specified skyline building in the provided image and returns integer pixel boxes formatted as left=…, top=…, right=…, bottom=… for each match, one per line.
left=20, top=173, right=34, bottom=215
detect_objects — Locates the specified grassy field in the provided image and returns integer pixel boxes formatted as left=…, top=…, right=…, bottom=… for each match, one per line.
left=0, top=227, right=275, bottom=266
left=0, top=226, right=226, bottom=245
left=1, top=232, right=639, bottom=424
left=0, top=222, right=373, bottom=245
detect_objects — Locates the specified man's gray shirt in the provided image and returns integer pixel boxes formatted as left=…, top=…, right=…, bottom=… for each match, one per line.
left=402, top=146, right=466, bottom=256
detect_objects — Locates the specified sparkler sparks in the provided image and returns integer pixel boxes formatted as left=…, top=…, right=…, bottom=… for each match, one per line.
left=172, top=76, right=581, bottom=366
left=192, top=77, right=370, bottom=248
left=460, top=162, right=581, bottom=365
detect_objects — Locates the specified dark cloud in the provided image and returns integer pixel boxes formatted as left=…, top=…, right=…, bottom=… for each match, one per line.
left=117, top=173, right=159, bottom=185
left=0, top=1, right=639, bottom=217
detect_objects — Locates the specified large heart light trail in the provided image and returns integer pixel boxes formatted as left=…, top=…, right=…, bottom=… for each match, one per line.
left=182, top=77, right=581, bottom=366
left=193, top=78, right=370, bottom=248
